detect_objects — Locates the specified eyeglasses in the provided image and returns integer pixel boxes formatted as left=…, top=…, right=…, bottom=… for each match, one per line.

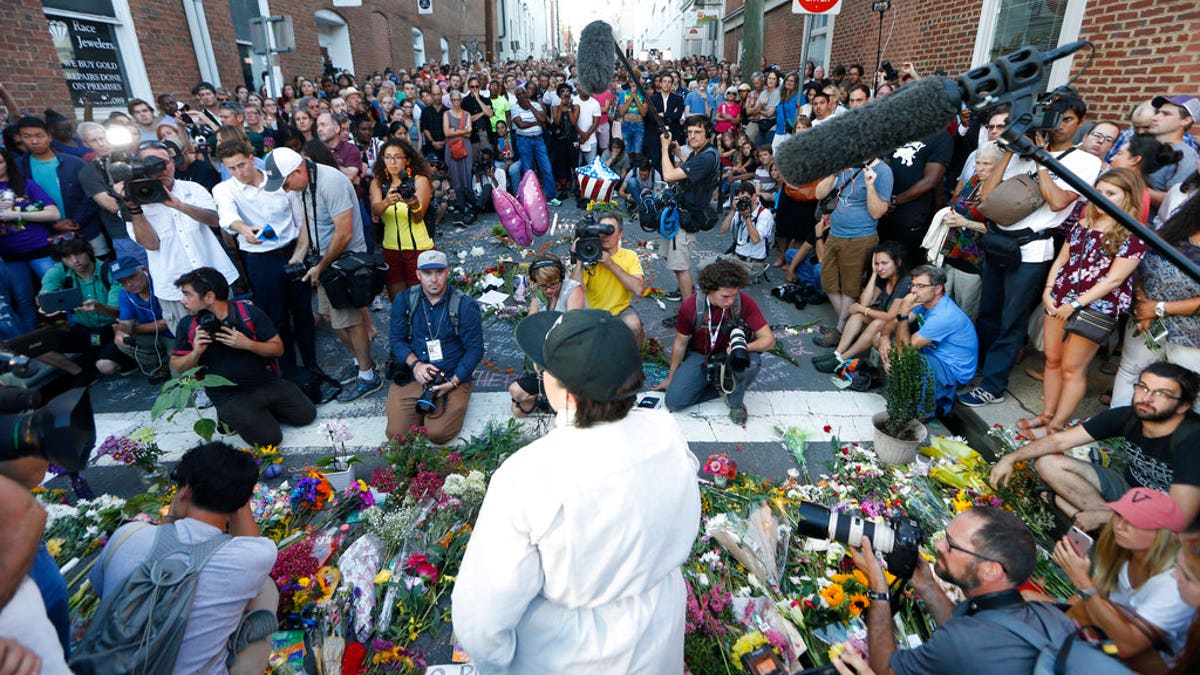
left=1087, top=131, right=1116, bottom=144
left=382, top=154, right=406, bottom=162
left=941, top=532, right=1007, bottom=572
left=1133, top=382, right=1182, bottom=401
left=985, top=124, right=1007, bottom=131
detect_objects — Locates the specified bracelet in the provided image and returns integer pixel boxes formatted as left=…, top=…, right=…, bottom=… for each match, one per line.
left=1075, top=587, right=1098, bottom=601
left=866, top=590, right=890, bottom=603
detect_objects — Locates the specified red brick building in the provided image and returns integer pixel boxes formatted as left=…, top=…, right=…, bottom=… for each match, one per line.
left=4, top=0, right=489, bottom=118
left=723, top=0, right=1200, bottom=122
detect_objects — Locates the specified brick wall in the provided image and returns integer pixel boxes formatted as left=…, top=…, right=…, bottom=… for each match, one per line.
left=127, top=0, right=203, bottom=100
left=1, top=0, right=76, bottom=117
left=828, top=0, right=979, bottom=81
left=722, top=3, right=809, bottom=72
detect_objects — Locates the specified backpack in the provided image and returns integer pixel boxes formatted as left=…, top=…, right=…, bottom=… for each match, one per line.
left=679, top=146, right=720, bottom=233
left=692, top=291, right=742, bottom=354
left=71, top=522, right=233, bottom=675
left=405, top=285, right=463, bottom=337
left=976, top=602, right=1135, bottom=675
left=186, top=299, right=278, bottom=374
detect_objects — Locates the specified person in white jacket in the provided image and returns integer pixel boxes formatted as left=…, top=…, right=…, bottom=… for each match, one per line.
left=452, top=309, right=701, bottom=674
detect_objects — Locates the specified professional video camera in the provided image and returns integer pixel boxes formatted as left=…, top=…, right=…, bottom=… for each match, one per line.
left=794, top=502, right=924, bottom=579
left=0, top=348, right=96, bottom=473
left=573, top=213, right=614, bottom=265
left=94, top=126, right=170, bottom=205
left=415, top=369, right=449, bottom=415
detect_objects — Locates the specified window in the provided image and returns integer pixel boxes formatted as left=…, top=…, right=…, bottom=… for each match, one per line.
left=804, top=14, right=834, bottom=72
left=44, top=0, right=151, bottom=108
left=972, top=0, right=1086, bottom=90
left=441, top=37, right=450, bottom=65
left=229, top=0, right=265, bottom=91
left=412, top=28, right=426, bottom=67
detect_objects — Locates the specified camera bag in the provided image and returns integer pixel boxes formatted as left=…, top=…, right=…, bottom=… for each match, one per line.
left=978, top=148, right=1075, bottom=226
left=319, top=251, right=388, bottom=309
left=978, top=224, right=1054, bottom=269
left=815, top=166, right=865, bottom=218
left=976, top=603, right=1134, bottom=675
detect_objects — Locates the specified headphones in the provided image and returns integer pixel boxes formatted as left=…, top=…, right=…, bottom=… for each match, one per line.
left=528, top=255, right=565, bottom=280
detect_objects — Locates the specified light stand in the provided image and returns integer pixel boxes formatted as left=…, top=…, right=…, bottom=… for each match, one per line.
left=955, top=43, right=1200, bottom=283
left=872, top=1, right=891, bottom=86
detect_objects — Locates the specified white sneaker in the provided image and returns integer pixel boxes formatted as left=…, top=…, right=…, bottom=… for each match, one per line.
left=370, top=295, right=387, bottom=312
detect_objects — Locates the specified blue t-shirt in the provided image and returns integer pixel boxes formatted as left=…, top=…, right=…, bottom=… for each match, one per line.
left=118, top=285, right=172, bottom=337
left=684, top=90, right=708, bottom=117
left=830, top=163, right=893, bottom=239
left=777, top=95, right=799, bottom=132
left=912, top=294, right=977, bottom=389
left=29, top=156, right=64, bottom=214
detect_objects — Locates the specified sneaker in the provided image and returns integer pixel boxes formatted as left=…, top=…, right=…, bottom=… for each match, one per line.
left=729, top=405, right=748, bottom=425
left=335, top=362, right=361, bottom=385
left=548, top=198, right=563, bottom=207
left=194, top=390, right=213, bottom=409
left=959, top=386, right=1005, bottom=407
left=371, top=295, right=387, bottom=312
left=337, top=374, right=384, bottom=403
left=812, top=352, right=841, bottom=373
left=661, top=314, right=679, bottom=328
left=663, top=289, right=683, bottom=302
left=814, top=326, right=841, bottom=348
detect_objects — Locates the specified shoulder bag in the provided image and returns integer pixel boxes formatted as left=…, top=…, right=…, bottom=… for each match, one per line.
left=978, top=148, right=1076, bottom=226
left=816, top=166, right=865, bottom=218
left=300, top=161, right=388, bottom=309
left=1061, top=227, right=1118, bottom=343
left=447, top=111, right=469, bottom=160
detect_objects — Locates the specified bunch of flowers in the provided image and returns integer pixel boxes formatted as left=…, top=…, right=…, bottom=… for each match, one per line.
left=370, top=466, right=400, bottom=493
left=96, top=430, right=164, bottom=474
left=367, top=639, right=426, bottom=674
left=291, top=468, right=335, bottom=512
left=703, top=454, right=738, bottom=481
left=247, top=444, right=282, bottom=467
left=404, top=553, right=440, bottom=585
left=271, top=532, right=322, bottom=615
left=42, top=495, right=127, bottom=562
left=441, top=470, right=487, bottom=505
left=364, top=504, right=421, bottom=558
left=344, top=479, right=376, bottom=510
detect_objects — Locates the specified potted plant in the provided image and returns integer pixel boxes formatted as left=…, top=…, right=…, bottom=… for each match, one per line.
left=872, top=342, right=934, bottom=465
left=316, top=419, right=359, bottom=491
left=703, top=453, right=738, bottom=487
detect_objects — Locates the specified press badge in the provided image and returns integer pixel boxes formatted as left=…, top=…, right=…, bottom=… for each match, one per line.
left=426, top=339, right=443, bottom=362
left=90, top=333, right=101, bottom=347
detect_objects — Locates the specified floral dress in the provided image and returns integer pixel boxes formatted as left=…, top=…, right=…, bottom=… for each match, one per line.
left=939, top=176, right=985, bottom=274
left=1050, top=221, right=1147, bottom=316
left=1141, top=240, right=1200, bottom=348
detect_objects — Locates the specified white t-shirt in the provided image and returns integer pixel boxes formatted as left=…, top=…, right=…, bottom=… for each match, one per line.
left=90, top=519, right=277, bottom=675
left=574, top=96, right=602, bottom=152
left=212, top=171, right=302, bottom=253
left=1110, top=562, right=1196, bottom=657
left=1000, top=147, right=1103, bottom=263
left=733, top=205, right=776, bottom=260
left=451, top=408, right=701, bottom=674
left=0, top=577, right=71, bottom=674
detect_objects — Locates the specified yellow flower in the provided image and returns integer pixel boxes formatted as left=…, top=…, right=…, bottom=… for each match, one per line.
left=374, top=570, right=393, bottom=585
left=848, top=593, right=869, bottom=617
left=852, top=570, right=869, bottom=587
left=297, top=577, right=311, bottom=588
left=884, top=570, right=898, bottom=586
left=820, top=583, right=846, bottom=608
left=830, top=573, right=852, bottom=584
left=46, top=538, right=63, bottom=559
left=731, top=631, right=768, bottom=661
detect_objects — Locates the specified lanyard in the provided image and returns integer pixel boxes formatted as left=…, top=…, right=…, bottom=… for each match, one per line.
left=422, top=294, right=448, bottom=341
left=706, top=304, right=726, bottom=353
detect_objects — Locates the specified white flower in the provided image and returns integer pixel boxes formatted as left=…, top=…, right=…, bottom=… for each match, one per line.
left=645, top=242, right=654, bottom=251
left=787, top=468, right=800, bottom=479
left=697, top=572, right=710, bottom=587
left=457, top=251, right=468, bottom=261
left=825, top=542, right=846, bottom=565
left=470, top=246, right=486, bottom=257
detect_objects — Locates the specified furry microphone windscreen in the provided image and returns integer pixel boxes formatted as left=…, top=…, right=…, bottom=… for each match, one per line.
left=775, top=77, right=964, bottom=187
left=576, top=21, right=615, bottom=95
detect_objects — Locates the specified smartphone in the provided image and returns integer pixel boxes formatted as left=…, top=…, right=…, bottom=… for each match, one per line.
left=636, top=395, right=662, bottom=409
left=1066, top=526, right=1094, bottom=557
left=39, top=288, right=83, bottom=315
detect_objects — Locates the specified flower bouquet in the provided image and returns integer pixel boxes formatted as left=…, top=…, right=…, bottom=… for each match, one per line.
left=704, top=453, right=738, bottom=487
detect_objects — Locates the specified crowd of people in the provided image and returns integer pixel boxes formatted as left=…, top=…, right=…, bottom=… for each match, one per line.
left=0, top=41, right=1199, bottom=674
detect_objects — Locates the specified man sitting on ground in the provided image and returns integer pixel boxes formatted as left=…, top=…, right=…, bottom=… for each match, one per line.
left=655, top=259, right=775, bottom=424
left=110, top=257, right=172, bottom=384
left=170, top=267, right=316, bottom=447
left=990, top=362, right=1200, bottom=531
left=88, top=442, right=278, bottom=675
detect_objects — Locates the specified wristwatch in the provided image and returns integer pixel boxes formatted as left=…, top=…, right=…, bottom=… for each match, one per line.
left=1155, top=301, right=1167, bottom=318
left=1069, top=299, right=1083, bottom=311
left=1076, top=587, right=1098, bottom=601
left=866, top=590, right=890, bottom=603
left=896, top=313, right=909, bottom=322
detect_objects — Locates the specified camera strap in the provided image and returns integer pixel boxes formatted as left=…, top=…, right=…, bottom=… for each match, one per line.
left=300, top=160, right=321, bottom=260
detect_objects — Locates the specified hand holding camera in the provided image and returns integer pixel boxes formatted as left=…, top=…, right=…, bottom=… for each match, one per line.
left=734, top=195, right=752, bottom=213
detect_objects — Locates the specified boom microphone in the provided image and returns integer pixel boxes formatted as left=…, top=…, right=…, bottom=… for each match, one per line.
left=775, top=77, right=962, bottom=187
left=576, top=20, right=616, bottom=95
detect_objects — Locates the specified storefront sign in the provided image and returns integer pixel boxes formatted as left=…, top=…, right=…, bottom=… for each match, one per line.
left=47, top=16, right=132, bottom=105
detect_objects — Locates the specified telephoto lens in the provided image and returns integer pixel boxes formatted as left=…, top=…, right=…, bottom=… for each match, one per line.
left=727, top=327, right=750, bottom=370
left=794, top=502, right=924, bottom=579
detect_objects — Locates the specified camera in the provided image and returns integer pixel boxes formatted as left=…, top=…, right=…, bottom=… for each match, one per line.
left=194, top=309, right=223, bottom=336
left=285, top=253, right=322, bottom=282
left=382, top=175, right=417, bottom=202
left=1027, top=99, right=1062, bottom=132
left=97, top=152, right=170, bottom=205
left=574, top=213, right=614, bottom=265
left=415, top=370, right=448, bottom=415
left=880, top=60, right=898, bottom=82
left=794, top=502, right=924, bottom=579
left=734, top=195, right=752, bottom=212
left=770, top=283, right=807, bottom=310
left=0, top=383, right=95, bottom=473
left=727, top=326, right=750, bottom=371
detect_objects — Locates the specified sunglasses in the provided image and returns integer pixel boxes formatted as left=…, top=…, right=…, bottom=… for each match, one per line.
left=49, top=232, right=78, bottom=245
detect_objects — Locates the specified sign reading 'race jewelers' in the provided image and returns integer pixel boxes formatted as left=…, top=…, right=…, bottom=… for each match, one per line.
left=792, top=0, right=843, bottom=15
left=47, top=16, right=133, bottom=106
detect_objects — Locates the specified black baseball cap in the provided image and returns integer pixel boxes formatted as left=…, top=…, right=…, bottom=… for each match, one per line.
left=515, top=309, right=642, bottom=402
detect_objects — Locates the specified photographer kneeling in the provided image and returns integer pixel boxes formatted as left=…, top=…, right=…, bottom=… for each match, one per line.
left=712, top=179, right=775, bottom=277
left=169, top=267, right=316, bottom=447
left=655, top=259, right=775, bottom=424
left=386, top=250, right=484, bottom=443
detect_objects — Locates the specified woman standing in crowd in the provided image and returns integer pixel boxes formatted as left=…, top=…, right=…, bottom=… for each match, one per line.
left=507, top=253, right=586, bottom=417
left=756, top=70, right=781, bottom=147
left=1022, top=168, right=1147, bottom=437
left=1113, top=191, right=1200, bottom=408
left=443, top=90, right=476, bottom=221
left=1053, top=488, right=1194, bottom=672
left=772, top=72, right=801, bottom=151
left=0, top=146, right=61, bottom=332
left=812, top=243, right=909, bottom=372
left=743, top=73, right=765, bottom=143
left=261, top=97, right=284, bottom=130
left=370, top=139, right=434, bottom=301
left=290, top=109, right=316, bottom=147
left=936, top=141, right=1002, bottom=321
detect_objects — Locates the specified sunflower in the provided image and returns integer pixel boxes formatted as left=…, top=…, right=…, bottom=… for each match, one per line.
left=820, top=583, right=846, bottom=608
left=852, top=569, right=869, bottom=587
left=848, top=593, right=870, bottom=617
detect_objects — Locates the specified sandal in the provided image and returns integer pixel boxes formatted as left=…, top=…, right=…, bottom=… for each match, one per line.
left=1017, top=414, right=1053, bottom=433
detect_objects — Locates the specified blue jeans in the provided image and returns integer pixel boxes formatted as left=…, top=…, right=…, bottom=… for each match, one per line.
left=976, top=259, right=1050, bottom=395
left=784, top=249, right=824, bottom=294
left=665, top=350, right=762, bottom=411
left=6, top=256, right=55, bottom=332
left=241, top=249, right=317, bottom=369
left=0, top=259, right=21, bottom=339
left=623, top=121, right=645, bottom=155
left=515, top=134, right=557, bottom=200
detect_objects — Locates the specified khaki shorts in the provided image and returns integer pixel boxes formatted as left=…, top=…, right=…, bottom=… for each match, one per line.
left=663, top=231, right=697, bottom=271
left=317, top=285, right=364, bottom=329
left=821, top=234, right=878, bottom=297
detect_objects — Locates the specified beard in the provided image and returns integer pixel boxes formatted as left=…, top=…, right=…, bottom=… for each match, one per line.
left=935, top=556, right=982, bottom=594
left=1134, top=403, right=1178, bottom=422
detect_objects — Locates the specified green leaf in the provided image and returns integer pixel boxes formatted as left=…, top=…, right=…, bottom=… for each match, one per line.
left=199, top=374, right=237, bottom=388
left=194, top=418, right=217, bottom=442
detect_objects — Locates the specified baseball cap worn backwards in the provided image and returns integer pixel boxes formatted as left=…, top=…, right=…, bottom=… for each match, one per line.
left=263, top=147, right=304, bottom=192
left=515, top=309, right=641, bottom=402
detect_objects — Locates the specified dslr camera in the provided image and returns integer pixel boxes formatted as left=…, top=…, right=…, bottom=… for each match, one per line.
left=574, top=213, right=615, bottom=265
left=381, top=174, right=417, bottom=202
left=415, top=369, right=449, bottom=415
left=284, top=253, right=324, bottom=282
left=193, top=309, right=224, bottom=336
left=795, top=502, right=924, bottom=579
left=734, top=195, right=752, bottom=212
left=98, top=152, right=170, bottom=205
left=727, top=325, right=750, bottom=371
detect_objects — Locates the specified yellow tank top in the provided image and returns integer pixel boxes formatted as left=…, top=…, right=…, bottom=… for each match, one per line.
left=381, top=201, right=434, bottom=251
